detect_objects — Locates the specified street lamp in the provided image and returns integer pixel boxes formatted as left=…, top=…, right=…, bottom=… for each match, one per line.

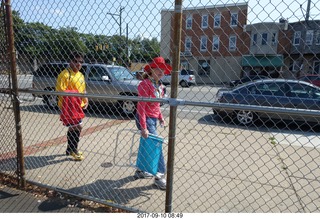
left=107, top=6, right=125, bottom=36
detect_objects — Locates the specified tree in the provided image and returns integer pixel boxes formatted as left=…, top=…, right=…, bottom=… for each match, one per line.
left=11, top=10, right=161, bottom=65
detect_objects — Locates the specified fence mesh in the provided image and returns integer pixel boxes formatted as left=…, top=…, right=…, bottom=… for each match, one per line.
left=1, top=0, right=320, bottom=213
left=0, top=0, right=17, bottom=178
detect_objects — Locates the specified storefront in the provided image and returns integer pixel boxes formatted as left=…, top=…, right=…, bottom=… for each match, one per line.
left=241, top=55, right=284, bottom=78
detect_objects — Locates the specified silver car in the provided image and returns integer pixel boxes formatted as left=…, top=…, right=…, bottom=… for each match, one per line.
left=32, top=63, right=140, bottom=115
left=213, top=79, right=320, bottom=125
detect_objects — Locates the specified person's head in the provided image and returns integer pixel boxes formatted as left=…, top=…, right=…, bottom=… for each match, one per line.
left=69, top=51, right=84, bottom=72
left=143, top=57, right=172, bottom=82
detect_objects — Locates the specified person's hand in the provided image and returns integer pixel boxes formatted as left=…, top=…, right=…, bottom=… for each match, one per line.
left=83, top=98, right=89, bottom=110
left=159, top=119, right=165, bottom=128
left=141, top=128, right=149, bottom=138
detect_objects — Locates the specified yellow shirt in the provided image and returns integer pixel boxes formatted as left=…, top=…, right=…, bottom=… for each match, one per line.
left=55, top=68, right=86, bottom=108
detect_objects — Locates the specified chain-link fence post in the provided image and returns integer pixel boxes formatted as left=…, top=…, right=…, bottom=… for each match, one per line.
left=5, top=0, right=25, bottom=188
left=165, top=0, right=183, bottom=213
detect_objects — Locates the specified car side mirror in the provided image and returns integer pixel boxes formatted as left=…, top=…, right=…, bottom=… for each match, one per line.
left=101, top=75, right=110, bottom=81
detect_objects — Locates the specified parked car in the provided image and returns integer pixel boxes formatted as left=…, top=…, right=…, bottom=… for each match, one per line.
left=32, top=63, right=140, bottom=116
left=229, top=75, right=268, bottom=87
left=161, top=69, right=196, bottom=87
left=213, top=79, right=320, bottom=125
left=298, top=74, right=320, bottom=87
left=131, top=70, right=144, bottom=80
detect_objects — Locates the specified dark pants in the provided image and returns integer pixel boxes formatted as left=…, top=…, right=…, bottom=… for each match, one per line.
left=66, top=125, right=82, bottom=154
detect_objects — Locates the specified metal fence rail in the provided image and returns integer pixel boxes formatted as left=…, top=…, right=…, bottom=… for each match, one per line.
left=1, top=0, right=320, bottom=213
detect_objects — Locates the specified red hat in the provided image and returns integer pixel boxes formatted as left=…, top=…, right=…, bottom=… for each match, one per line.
left=144, top=57, right=172, bottom=75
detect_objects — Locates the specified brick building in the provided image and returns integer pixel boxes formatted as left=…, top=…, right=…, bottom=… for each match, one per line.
left=161, top=3, right=250, bottom=84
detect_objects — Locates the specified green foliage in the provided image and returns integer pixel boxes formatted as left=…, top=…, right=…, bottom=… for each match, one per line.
left=11, top=10, right=161, bottom=65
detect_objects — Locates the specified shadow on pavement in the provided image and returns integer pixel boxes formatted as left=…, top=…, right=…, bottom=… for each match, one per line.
left=0, top=154, right=69, bottom=172
left=19, top=103, right=133, bottom=121
left=68, top=176, right=158, bottom=205
left=198, top=113, right=320, bottom=135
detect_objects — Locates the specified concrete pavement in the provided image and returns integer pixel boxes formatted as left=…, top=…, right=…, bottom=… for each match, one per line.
left=1, top=101, right=320, bottom=212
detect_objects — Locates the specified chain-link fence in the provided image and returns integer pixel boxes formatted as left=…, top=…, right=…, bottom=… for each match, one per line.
left=1, top=0, right=320, bottom=213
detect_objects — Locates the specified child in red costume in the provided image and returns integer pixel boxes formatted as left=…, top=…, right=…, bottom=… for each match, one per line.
left=134, top=57, right=172, bottom=190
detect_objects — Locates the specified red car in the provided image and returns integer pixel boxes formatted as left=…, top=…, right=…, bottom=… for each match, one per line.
left=298, top=74, right=320, bottom=87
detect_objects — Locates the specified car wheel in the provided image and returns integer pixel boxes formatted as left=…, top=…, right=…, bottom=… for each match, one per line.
left=236, top=110, right=255, bottom=125
left=43, top=88, right=58, bottom=109
left=180, top=80, right=189, bottom=87
left=120, top=100, right=136, bottom=116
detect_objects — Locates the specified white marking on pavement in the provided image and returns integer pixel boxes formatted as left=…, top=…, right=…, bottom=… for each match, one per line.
left=272, top=132, right=320, bottom=148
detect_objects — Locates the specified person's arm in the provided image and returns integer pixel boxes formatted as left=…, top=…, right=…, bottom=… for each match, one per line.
left=56, top=70, right=68, bottom=108
left=137, top=81, right=149, bottom=137
left=56, top=70, right=68, bottom=92
left=80, top=74, right=88, bottom=109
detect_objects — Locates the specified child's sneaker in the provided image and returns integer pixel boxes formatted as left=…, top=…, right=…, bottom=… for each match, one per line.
left=70, top=152, right=84, bottom=161
left=134, top=170, right=153, bottom=179
left=66, top=150, right=82, bottom=156
left=154, top=177, right=166, bottom=190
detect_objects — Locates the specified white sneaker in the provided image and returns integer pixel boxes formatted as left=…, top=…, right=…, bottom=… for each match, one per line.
left=154, top=177, right=166, bottom=190
left=134, top=170, right=153, bottom=179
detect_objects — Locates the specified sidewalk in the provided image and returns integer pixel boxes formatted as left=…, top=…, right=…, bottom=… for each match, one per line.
left=0, top=184, right=89, bottom=213
left=1, top=104, right=320, bottom=212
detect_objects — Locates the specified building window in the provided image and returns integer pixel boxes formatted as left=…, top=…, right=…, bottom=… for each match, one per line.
left=252, top=33, right=257, bottom=46
left=272, top=33, right=277, bottom=45
left=230, top=12, right=238, bottom=26
left=292, top=60, right=302, bottom=72
left=186, top=15, right=192, bottom=29
left=229, top=35, right=236, bottom=51
left=185, top=37, right=192, bottom=52
left=212, top=35, right=219, bottom=51
left=262, top=33, right=268, bottom=45
left=202, top=14, right=208, bottom=29
left=293, top=31, right=301, bottom=45
left=316, top=31, right=320, bottom=45
left=214, top=13, right=221, bottom=28
left=314, top=61, right=320, bottom=74
left=306, top=30, right=314, bottom=45
left=200, top=36, right=208, bottom=52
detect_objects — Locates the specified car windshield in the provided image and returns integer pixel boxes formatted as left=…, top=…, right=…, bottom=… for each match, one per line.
left=108, top=66, right=134, bottom=80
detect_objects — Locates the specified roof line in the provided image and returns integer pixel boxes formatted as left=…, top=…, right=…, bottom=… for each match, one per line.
left=162, top=2, right=248, bottom=12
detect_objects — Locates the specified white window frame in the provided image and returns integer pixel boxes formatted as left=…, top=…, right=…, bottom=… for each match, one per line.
left=316, top=30, right=320, bottom=45
left=293, top=31, right=301, bottom=45
left=261, top=33, right=268, bottom=45
left=229, top=35, right=237, bottom=51
left=186, top=15, right=192, bottom=30
left=200, top=36, right=208, bottom=52
left=306, top=30, right=314, bottom=45
left=185, top=36, right=192, bottom=52
left=214, top=13, right=221, bottom=28
left=201, top=14, right=208, bottom=29
left=252, top=33, right=257, bottom=46
left=230, top=12, right=238, bottom=27
left=272, top=33, right=277, bottom=45
left=212, top=35, right=219, bottom=51
left=292, top=60, right=301, bottom=72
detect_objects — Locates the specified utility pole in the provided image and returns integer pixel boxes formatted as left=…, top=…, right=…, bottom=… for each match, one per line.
left=107, top=6, right=125, bottom=36
left=306, top=0, right=311, bottom=21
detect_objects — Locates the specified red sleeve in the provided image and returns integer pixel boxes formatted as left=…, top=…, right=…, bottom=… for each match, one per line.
left=137, top=80, right=149, bottom=130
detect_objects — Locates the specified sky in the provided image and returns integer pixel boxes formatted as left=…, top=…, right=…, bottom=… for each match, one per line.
left=11, top=0, right=320, bottom=39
